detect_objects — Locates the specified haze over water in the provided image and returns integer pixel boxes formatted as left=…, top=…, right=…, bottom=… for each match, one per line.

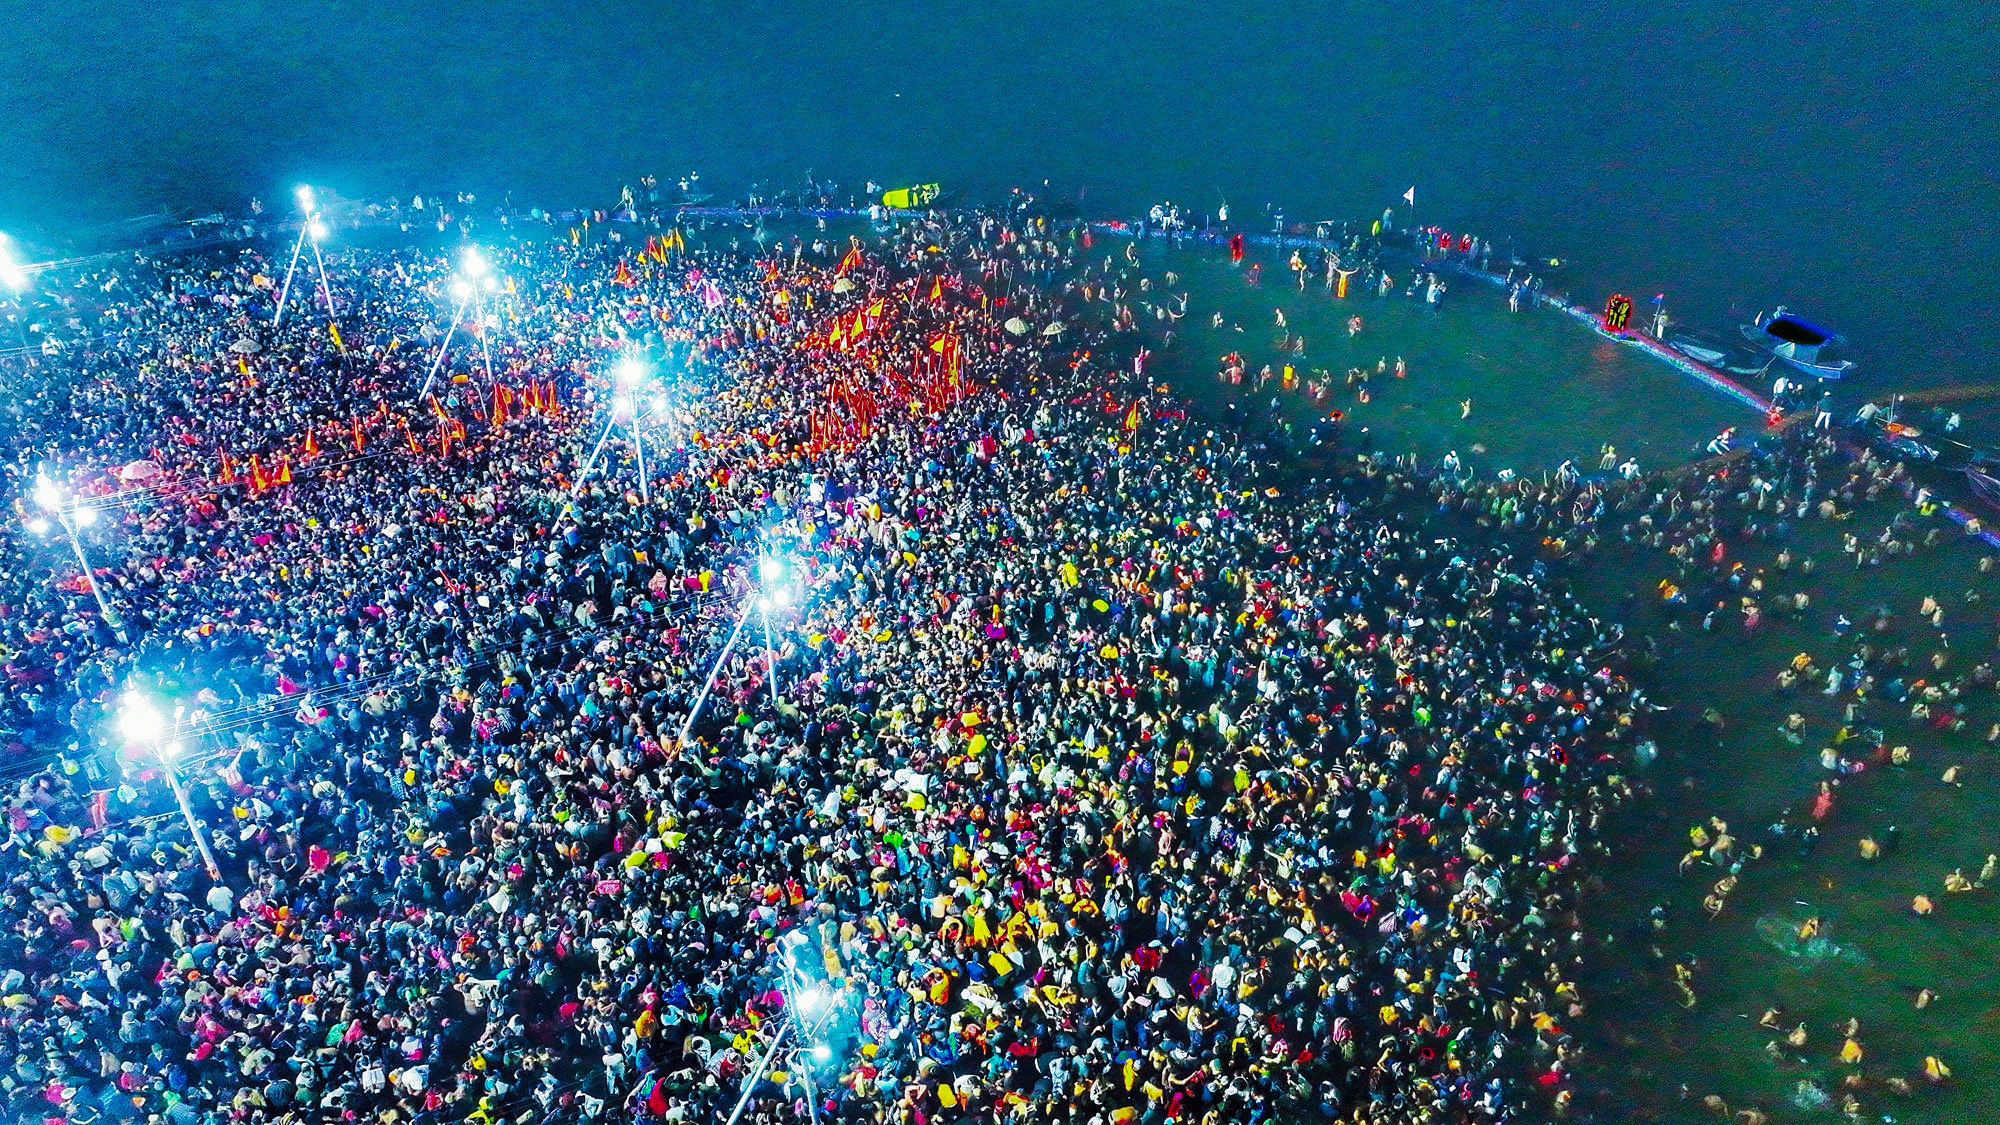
left=1, top=1, right=1993, bottom=390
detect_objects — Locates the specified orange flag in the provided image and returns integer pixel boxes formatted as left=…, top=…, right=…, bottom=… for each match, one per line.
left=352, top=419, right=365, bottom=452
left=492, top=384, right=509, bottom=426
left=275, top=458, right=293, bottom=486
left=218, top=453, right=237, bottom=485
left=249, top=455, right=267, bottom=492
left=302, top=430, right=320, bottom=460
left=1124, top=401, right=1142, bottom=432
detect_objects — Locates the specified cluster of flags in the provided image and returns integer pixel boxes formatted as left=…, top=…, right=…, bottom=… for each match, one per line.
left=211, top=380, right=564, bottom=495
left=808, top=330, right=970, bottom=453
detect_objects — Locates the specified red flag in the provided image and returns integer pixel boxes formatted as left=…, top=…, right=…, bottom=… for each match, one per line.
left=249, top=455, right=267, bottom=492
left=275, top=458, right=293, bottom=486
left=1124, top=401, right=1142, bottom=432
left=218, top=453, right=237, bottom=485
left=352, top=419, right=365, bottom=452
left=302, top=430, right=320, bottom=460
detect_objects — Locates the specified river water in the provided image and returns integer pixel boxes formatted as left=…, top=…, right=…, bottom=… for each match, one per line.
left=6, top=3, right=2000, bottom=1119
left=3, top=1, right=1996, bottom=386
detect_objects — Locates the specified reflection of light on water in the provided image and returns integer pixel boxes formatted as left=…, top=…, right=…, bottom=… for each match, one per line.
left=1789, top=1079, right=1832, bottom=1111
left=1585, top=341, right=1626, bottom=383
left=1754, top=914, right=1865, bottom=965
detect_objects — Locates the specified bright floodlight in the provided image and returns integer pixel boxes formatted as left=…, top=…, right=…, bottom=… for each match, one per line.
left=795, top=987, right=830, bottom=1016
left=451, top=278, right=473, bottom=300
left=759, top=557, right=786, bottom=583
left=33, top=475, right=61, bottom=512
left=24, top=516, right=49, bottom=536
left=810, top=1044, right=832, bottom=1063
left=308, top=220, right=329, bottom=242
left=161, top=740, right=185, bottom=763
left=613, top=357, right=647, bottom=388
left=72, top=506, right=97, bottom=529
left=295, top=184, right=314, bottom=210
left=461, top=246, right=487, bottom=277
left=0, top=233, right=27, bottom=292
left=118, top=692, right=164, bottom=744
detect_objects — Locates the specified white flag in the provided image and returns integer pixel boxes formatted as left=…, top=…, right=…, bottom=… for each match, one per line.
left=1402, top=186, right=1416, bottom=207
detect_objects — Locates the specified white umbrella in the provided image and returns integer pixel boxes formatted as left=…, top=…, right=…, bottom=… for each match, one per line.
left=1003, top=317, right=1028, bottom=336
left=830, top=278, right=856, bottom=294
left=119, top=460, right=162, bottom=482
left=1041, top=322, right=1065, bottom=337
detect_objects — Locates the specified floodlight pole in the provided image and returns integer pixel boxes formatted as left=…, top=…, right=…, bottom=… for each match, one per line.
left=272, top=222, right=312, bottom=328
left=720, top=1020, right=792, bottom=1125
left=421, top=291, right=471, bottom=398
left=309, top=223, right=336, bottom=317
left=571, top=412, right=623, bottom=497
left=161, top=756, right=223, bottom=881
left=678, top=592, right=757, bottom=747
left=761, top=602, right=779, bottom=707
left=474, top=288, right=494, bottom=382
left=35, top=474, right=123, bottom=639
left=631, top=409, right=649, bottom=502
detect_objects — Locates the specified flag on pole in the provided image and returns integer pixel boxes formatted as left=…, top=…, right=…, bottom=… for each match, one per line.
left=327, top=322, right=347, bottom=354
left=1402, top=187, right=1416, bottom=206
left=1651, top=293, right=1666, bottom=304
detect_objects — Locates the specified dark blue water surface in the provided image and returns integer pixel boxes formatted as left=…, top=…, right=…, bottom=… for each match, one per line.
left=0, top=1, right=1994, bottom=380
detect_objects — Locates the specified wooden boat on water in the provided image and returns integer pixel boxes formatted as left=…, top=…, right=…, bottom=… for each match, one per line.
left=1666, top=335, right=1729, bottom=365
left=1965, top=466, right=2000, bottom=513
left=1741, top=307, right=1855, bottom=380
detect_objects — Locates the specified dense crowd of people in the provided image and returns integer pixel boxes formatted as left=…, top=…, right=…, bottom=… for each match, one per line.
left=0, top=194, right=1665, bottom=1125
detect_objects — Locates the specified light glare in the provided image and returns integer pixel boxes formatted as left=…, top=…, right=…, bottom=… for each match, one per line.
left=0, top=233, right=27, bottom=293
left=118, top=692, right=164, bottom=744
